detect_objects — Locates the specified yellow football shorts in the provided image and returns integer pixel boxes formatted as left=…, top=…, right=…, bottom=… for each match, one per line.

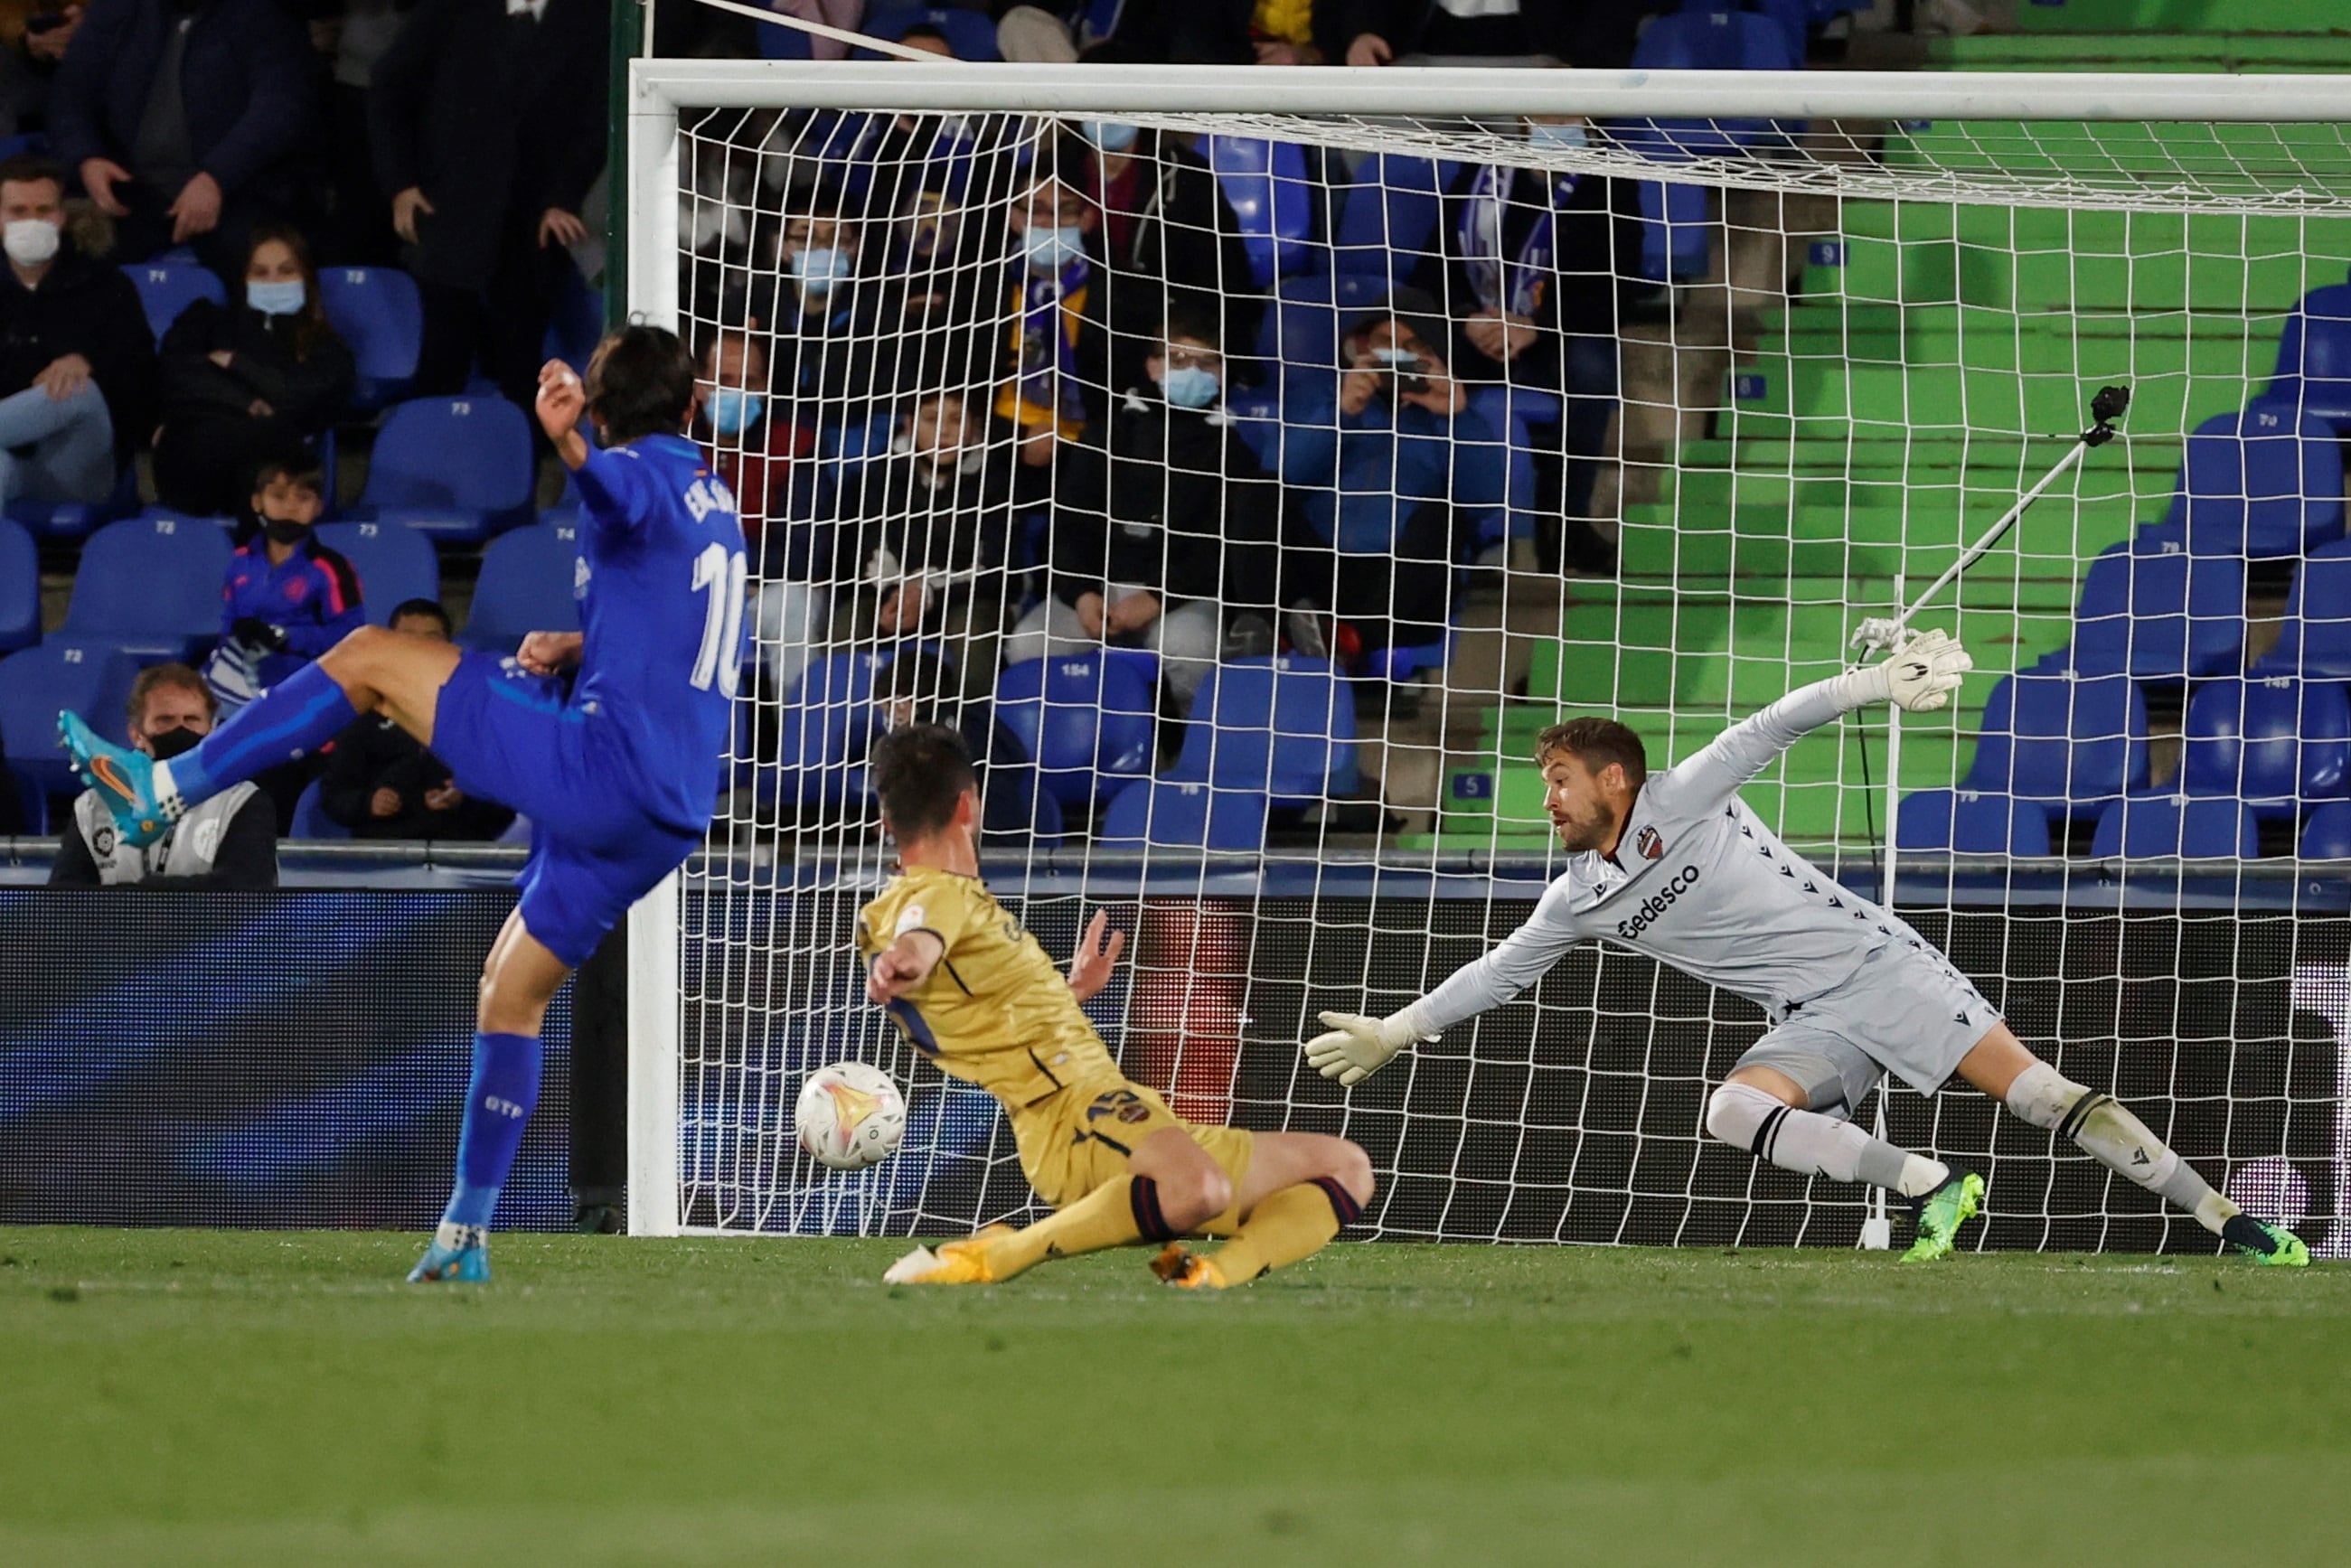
left=1017, top=1080, right=1255, bottom=1217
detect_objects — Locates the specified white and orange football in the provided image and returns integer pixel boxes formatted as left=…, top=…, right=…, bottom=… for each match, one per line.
left=794, top=1062, right=907, bottom=1171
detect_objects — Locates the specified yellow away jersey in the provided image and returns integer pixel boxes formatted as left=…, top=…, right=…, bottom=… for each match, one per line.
left=857, top=867, right=1123, bottom=1109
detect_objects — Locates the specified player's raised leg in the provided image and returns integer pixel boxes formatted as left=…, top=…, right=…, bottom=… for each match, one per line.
left=1957, top=1025, right=2309, bottom=1267
left=1152, top=1131, right=1376, bottom=1290
left=409, top=910, right=570, bottom=1283
left=61, top=624, right=461, bottom=847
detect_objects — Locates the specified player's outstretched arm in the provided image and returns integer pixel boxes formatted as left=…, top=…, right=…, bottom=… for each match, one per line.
left=1656, top=628, right=1972, bottom=810
left=865, top=930, right=945, bottom=1006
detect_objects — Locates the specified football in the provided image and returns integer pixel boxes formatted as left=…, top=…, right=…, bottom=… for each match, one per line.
left=794, top=1061, right=907, bottom=1170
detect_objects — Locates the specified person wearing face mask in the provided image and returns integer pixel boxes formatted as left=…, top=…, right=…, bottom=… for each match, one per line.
left=1412, top=109, right=1642, bottom=575
left=1005, top=303, right=1279, bottom=714
left=47, top=664, right=277, bottom=887
left=210, top=454, right=365, bottom=707
left=0, top=153, right=155, bottom=508
left=994, top=145, right=1114, bottom=462
left=695, top=326, right=823, bottom=699
left=754, top=191, right=882, bottom=408
left=151, top=223, right=355, bottom=517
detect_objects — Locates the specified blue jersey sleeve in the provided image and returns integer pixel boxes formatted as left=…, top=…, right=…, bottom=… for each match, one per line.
left=575, top=446, right=660, bottom=543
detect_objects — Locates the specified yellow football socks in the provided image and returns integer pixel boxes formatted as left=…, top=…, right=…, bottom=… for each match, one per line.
left=1201, top=1179, right=1355, bottom=1285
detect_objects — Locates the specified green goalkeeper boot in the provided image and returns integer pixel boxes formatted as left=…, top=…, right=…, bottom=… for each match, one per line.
left=2223, top=1215, right=2309, bottom=1267
left=1900, top=1170, right=1986, bottom=1263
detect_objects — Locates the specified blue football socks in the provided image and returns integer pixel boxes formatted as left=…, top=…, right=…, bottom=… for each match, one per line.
left=162, top=660, right=359, bottom=805
left=437, top=1032, right=544, bottom=1244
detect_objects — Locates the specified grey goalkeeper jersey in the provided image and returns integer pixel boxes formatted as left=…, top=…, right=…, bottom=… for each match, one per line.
left=1420, top=676, right=1935, bottom=1032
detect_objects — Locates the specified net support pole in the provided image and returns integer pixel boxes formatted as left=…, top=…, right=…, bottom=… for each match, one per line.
left=622, top=74, right=684, bottom=1238
left=1858, top=568, right=1907, bottom=1254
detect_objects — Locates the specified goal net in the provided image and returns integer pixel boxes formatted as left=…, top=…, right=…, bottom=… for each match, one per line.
left=625, top=57, right=2351, bottom=1255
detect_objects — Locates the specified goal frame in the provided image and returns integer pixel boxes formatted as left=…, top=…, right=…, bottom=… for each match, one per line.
left=618, top=58, right=2346, bottom=1238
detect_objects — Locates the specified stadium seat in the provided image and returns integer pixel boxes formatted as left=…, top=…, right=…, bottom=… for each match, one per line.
left=1895, top=788, right=2053, bottom=855
left=0, top=640, right=137, bottom=801
left=356, top=396, right=535, bottom=541
left=2254, top=539, right=2351, bottom=681
left=2176, top=675, right=2351, bottom=820
left=2301, top=800, right=2351, bottom=858
left=319, top=267, right=424, bottom=409
left=855, top=5, right=1001, bottom=60
left=1961, top=665, right=2148, bottom=822
left=0, top=514, right=36, bottom=653
left=541, top=260, right=602, bottom=379
left=1256, top=272, right=1395, bottom=381
left=2065, top=524, right=2243, bottom=681
left=2090, top=795, right=2259, bottom=860
left=2170, top=403, right=2345, bottom=561
left=1165, top=654, right=1359, bottom=804
left=1332, top=154, right=1461, bottom=286
left=8, top=465, right=141, bottom=540
left=124, top=260, right=226, bottom=343
left=459, top=522, right=580, bottom=651
left=1098, top=779, right=1271, bottom=852
left=61, top=512, right=234, bottom=660
left=1738, top=0, right=1810, bottom=64
left=992, top=653, right=1158, bottom=808
left=2264, top=278, right=2351, bottom=435
left=1199, top=134, right=1319, bottom=290
left=287, top=779, right=351, bottom=840
left=1616, top=3, right=1795, bottom=282
left=766, top=649, right=890, bottom=805
left=313, top=521, right=441, bottom=626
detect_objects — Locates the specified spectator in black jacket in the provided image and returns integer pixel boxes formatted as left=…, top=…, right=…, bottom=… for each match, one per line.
left=318, top=598, right=513, bottom=840
left=1004, top=302, right=1279, bottom=712
left=0, top=153, right=153, bottom=505
left=151, top=222, right=354, bottom=515
left=367, top=0, right=607, bottom=412
left=49, top=0, right=316, bottom=274
left=49, top=662, right=277, bottom=886
left=0, top=3, right=84, bottom=139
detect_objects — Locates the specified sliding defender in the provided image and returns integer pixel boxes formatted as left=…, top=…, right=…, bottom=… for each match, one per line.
left=1306, top=632, right=2307, bottom=1265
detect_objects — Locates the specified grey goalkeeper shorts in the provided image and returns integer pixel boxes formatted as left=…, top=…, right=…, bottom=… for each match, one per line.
left=1732, top=944, right=1995, bottom=1119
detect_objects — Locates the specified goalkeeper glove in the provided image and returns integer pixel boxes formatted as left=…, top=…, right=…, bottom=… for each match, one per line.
left=1878, top=627, right=1972, bottom=712
left=1303, top=1005, right=1434, bottom=1086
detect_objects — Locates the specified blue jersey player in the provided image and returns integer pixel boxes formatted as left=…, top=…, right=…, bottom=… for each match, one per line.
left=60, top=327, right=746, bottom=1283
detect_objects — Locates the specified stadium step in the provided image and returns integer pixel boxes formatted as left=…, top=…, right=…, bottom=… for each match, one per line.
left=1931, top=33, right=2351, bottom=70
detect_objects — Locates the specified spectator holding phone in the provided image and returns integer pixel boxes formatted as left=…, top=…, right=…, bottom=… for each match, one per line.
left=318, top=598, right=513, bottom=840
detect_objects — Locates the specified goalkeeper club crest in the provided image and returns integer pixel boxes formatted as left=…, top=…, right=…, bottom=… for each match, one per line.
left=1635, top=825, right=1664, bottom=861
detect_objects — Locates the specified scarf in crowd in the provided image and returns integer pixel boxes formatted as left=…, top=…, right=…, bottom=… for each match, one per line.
left=1458, top=164, right=1582, bottom=319
left=998, top=255, right=1091, bottom=436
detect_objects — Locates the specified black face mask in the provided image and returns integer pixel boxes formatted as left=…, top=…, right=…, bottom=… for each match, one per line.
left=146, top=726, right=203, bottom=761
left=262, top=519, right=309, bottom=547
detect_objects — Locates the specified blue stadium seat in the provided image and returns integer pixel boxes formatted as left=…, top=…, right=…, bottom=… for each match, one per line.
left=0, top=514, right=36, bottom=653
left=357, top=396, right=535, bottom=541
left=459, top=521, right=580, bottom=651
left=287, top=778, right=351, bottom=840
left=320, top=267, right=424, bottom=409
left=2065, top=523, right=2243, bottom=681
left=1961, top=665, right=2148, bottom=822
left=1333, top=155, right=1460, bottom=285
left=541, top=260, right=602, bottom=379
left=1165, top=654, right=1359, bottom=804
left=1255, top=272, right=1394, bottom=380
left=2171, top=403, right=2346, bottom=561
left=2177, top=675, right=2351, bottom=820
left=1199, top=135, right=1319, bottom=289
left=1895, top=788, right=2053, bottom=855
left=124, top=260, right=226, bottom=343
left=2264, top=277, right=2351, bottom=435
left=314, top=521, right=441, bottom=626
left=856, top=5, right=1002, bottom=60
left=0, top=640, right=137, bottom=801
left=2254, top=539, right=2351, bottom=681
left=993, top=653, right=1158, bottom=808
left=2091, top=795, right=2259, bottom=860
left=767, top=649, right=890, bottom=805
left=61, top=512, right=234, bottom=660
left=8, top=465, right=141, bottom=540
left=1740, top=0, right=1810, bottom=63
left=2301, top=800, right=2351, bottom=858
left=1098, top=779, right=1270, bottom=851
left=1616, top=3, right=1795, bottom=282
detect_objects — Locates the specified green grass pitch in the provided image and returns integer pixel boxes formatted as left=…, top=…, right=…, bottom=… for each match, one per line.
left=3, top=1230, right=2347, bottom=1567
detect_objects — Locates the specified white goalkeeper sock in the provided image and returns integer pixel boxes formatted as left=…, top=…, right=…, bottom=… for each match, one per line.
left=2003, top=1061, right=2236, bottom=1235
left=1705, top=1083, right=1948, bottom=1197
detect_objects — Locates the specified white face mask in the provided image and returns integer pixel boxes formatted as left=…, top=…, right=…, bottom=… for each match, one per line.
left=4, top=218, right=59, bottom=267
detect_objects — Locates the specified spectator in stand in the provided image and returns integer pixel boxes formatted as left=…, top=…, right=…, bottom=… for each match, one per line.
left=766, top=1, right=865, bottom=62
left=997, top=139, right=1113, bottom=463
left=48, top=662, right=277, bottom=887
left=0, top=2, right=83, bottom=138
left=1319, top=2, right=1669, bottom=67
left=367, top=0, right=607, bottom=410
left=319, top=597, right=513, bottom=840
left=1416, top=112, right=1640, bottom=573
left=151, top=222, right=354, bottom=516
left=1277, top=286, right=1503, bottom=663
left=830, top=386, right=1016, bottom=691
left=49, top=0, right=316, bottom=275
left=697, top=325, right=826, bottom=697
left=204, top=451, right=362, bottom=712
left=754, top=186, right=880, bottom=409
left=1108, top=1, right=1326, bottom=65
left=1005, top=301, right=1280, bottom=713
left=317, top=0, right=409, bottom=266
left=0, top=153, right=153, bottom=508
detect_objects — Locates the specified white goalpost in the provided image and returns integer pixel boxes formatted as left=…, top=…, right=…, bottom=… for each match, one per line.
left=623, top=56, right=2351, bottom=1253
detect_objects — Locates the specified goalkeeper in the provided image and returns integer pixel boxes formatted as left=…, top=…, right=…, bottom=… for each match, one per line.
left=864, top=722, right=1374, bottom=1289
left=1305, top=632, right=2309, bottom=1265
